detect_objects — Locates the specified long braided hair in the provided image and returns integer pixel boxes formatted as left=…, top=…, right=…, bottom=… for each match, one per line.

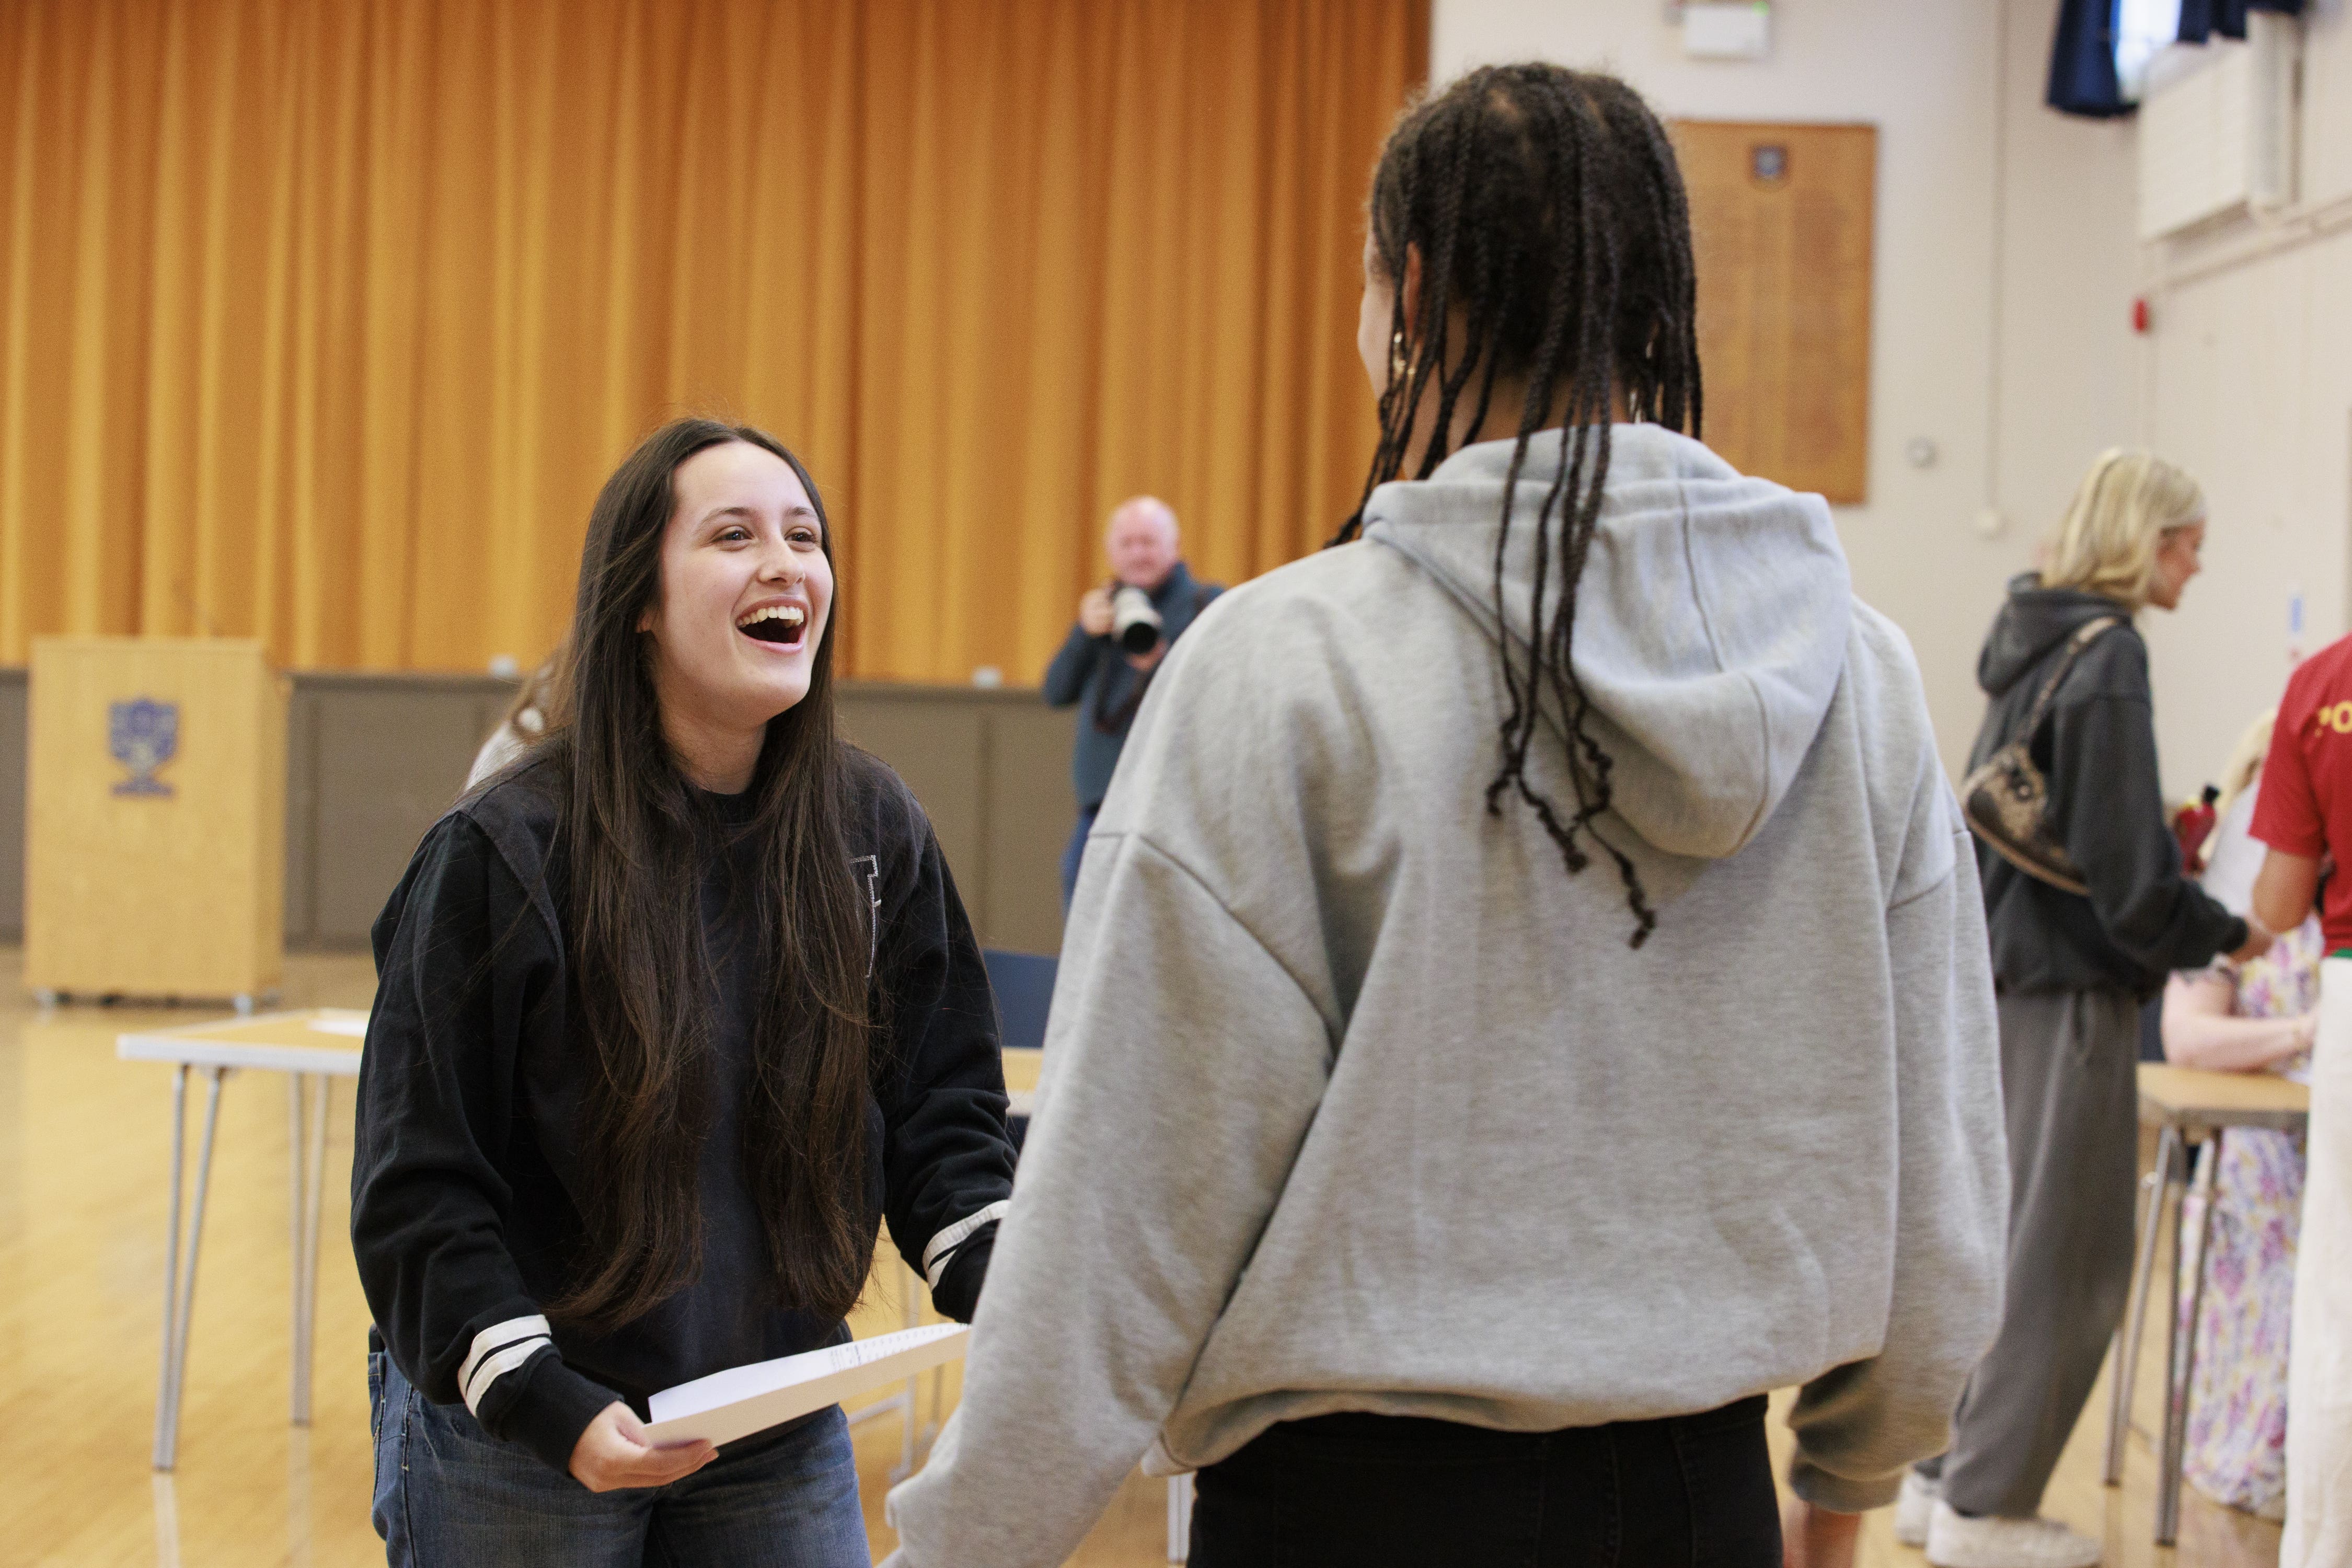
left=1335, top=65, right=1702, bottom=947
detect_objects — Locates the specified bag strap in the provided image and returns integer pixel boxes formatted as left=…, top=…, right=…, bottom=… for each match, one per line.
left=2013, top=615, right=2122, bottom=745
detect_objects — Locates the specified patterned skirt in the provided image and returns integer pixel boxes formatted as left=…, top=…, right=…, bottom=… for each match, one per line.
left=2176, top=1126, right=2305, bottom=1519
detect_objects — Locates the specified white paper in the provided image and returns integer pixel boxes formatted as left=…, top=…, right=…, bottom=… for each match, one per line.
left=641, top=1323, right=969, bottom=1448
left=307, top=1016, right=369, bottom=1038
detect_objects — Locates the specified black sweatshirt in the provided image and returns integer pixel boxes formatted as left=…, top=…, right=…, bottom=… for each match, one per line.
left=1967, top=575, right=2247, bottom=996
left=350, top=751, right=1017, bottom=1475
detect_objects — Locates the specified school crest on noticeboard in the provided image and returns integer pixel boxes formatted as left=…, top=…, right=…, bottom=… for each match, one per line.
left=109, top=698, right=179, bottom=798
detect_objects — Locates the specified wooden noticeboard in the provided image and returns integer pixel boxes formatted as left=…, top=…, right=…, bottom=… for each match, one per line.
left=1670, top=121, right=1876, bottom=504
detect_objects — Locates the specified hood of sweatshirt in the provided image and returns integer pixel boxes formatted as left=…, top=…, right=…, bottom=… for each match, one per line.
left=1976, top=573, right=2129, bottom=697
left=1361, top=425, right=1853, bottom=862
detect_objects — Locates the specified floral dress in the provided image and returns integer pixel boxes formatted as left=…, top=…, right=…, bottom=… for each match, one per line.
left=2175, top=915, right=2321, bottom=1519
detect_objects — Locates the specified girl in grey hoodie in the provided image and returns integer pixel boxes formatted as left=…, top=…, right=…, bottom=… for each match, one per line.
left=887, top=64, right=2007, bottom=1568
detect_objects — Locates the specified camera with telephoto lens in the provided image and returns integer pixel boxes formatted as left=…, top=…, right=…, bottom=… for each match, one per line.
left=1111, top=584, right=1162, bottom=654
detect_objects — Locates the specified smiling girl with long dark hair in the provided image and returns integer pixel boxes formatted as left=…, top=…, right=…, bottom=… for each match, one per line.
left=353, top=418, right=1015, bottom=1564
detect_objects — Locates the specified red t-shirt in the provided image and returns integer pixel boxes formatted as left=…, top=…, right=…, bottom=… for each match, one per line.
left=2252, top=631, right=2352, bottom=947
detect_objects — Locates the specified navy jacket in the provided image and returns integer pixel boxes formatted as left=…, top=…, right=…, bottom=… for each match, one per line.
left=1042, top=561, right=1222, bottom=809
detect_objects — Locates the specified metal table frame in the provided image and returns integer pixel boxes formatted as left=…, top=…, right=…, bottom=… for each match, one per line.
left=119, top=1013, right=365, bottom=1471
left=847, top=1259, right=940, bottom=1481
left=2103, top=1067, right=2309, bottom=1544
left=118, top=1020, right=1163, bottom=1540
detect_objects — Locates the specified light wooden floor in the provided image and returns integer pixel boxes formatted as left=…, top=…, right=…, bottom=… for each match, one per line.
left=0, top=948, right=2282, bottom=1567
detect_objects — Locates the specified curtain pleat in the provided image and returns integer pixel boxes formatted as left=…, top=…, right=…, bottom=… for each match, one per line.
left=0, top=0, right=1425, bottom=680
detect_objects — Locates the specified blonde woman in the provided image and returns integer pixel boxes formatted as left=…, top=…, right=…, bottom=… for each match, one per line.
left=1905, top=451, right=2272, bottom=1567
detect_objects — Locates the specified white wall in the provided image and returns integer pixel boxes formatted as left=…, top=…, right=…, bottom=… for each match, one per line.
left=1431, top=1, right=2142, bottom=777
left=2134, top=0, right=2352, bottom=797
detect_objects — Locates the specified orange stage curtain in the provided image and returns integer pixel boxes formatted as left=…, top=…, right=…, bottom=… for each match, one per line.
left=0, top=0, right=1426, bottom=680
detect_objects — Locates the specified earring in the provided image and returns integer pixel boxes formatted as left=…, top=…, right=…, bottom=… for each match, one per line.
left=1388, top=329, right=1409, bottom=386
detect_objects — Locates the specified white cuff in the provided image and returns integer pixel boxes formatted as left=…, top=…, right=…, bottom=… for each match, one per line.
left=921, top=1200, right=1010, bottom=1288
left=458, top=1314, right=554, bottom=1415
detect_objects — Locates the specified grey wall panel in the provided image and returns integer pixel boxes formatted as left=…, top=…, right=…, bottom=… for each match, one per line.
left=303, top=676, right=513, bottom=944
left=0, top=669, right=23, bottom=941
left=981, top=702, right=1075, bottom=955
left=837, top=686, right=1074, bottom=958
left=837, top=690, right=990, bottom=897
left=282, top=684, right=320, bottom=946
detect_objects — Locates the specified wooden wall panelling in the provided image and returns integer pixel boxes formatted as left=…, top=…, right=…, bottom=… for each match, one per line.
left=833, top=688, right=1075, bottom=957
left=0, top=671, right=22, bottom=940
left=3, top=670, right=1074, bottom=959
left=1670, top=120, right=1877, bottom=504
left=981, top=702, right=1078, bottom=956
left=282, top=686, right=320, bottom=948
left=837, top=690, right=990, bottom=907
left=304, top=676, right=510, bottom=945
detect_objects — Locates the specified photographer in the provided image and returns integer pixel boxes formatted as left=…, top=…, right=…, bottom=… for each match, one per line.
left=1042, top=496, right=1221, bottom=908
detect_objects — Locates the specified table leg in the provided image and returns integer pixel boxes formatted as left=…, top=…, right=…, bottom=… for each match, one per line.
left=895, top=1260, right=920, bottom=1480
left=152, top=1066, right=189, bottom=1471
left=1167, top=1472, right=1193, bottom=1562
left=155, top=1066, right=227, bottom=1471
left=2155, top=1136, right=2191, bottom=1523
left=152, top=1473, right=181, bottom=1568
left=847, top=1255, right=913, bottom=1446
left=295, top=1073, right=329, bottom=1425
left=287, top=1075, right=305, bottom=1423
left=2106, top=1126, right=2177, bottom=1484
left=2158, top=1132, right=2222, bottom=1546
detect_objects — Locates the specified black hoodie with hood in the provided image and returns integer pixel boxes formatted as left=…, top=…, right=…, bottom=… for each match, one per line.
left=1968, top=573, right=2246, bottom=996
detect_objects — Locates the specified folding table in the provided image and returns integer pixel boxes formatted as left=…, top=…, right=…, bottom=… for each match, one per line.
left=2104, top=1061, right=2310, bottom=1544
left=118, top=1008, right=367, bottom=1470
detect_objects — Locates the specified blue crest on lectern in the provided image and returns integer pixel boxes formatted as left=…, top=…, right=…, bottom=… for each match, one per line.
left=109, top=698, right=179, bottom=797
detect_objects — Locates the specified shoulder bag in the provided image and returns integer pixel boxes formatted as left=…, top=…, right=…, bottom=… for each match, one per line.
left=1959, top=615, right=2122, bottom=896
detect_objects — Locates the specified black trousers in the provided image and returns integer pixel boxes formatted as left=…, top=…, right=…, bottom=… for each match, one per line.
left=1189, top=1396, right=1780, bottom=1568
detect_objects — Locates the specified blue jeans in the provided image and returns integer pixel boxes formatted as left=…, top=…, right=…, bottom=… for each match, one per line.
left=1059, top=803, right=1100, bottom=911
left=370, top=1351, right=868, bottom=1566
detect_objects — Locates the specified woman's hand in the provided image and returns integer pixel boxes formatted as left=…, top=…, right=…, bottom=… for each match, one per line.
left=568, top=1402, right=715, bottom=1493
left=1781, top=1498, right=1861, bottom=1568
left=2229, top=920, right=2275, bottom=964
left=2289, top=1011, right=2319, bottom=1059
left=1778, top=1495, right=1853, bottom=1568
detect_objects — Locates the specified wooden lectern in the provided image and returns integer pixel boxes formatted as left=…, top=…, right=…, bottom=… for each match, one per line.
left=25, top=638, right=287, bottom=1007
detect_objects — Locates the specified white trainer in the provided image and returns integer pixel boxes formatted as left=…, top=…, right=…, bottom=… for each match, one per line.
left=1895, top=1470, right=1940, bottom=1547
left=1923, top=1501, right=2102, bottom=1567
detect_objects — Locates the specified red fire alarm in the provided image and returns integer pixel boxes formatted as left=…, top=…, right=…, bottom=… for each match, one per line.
left=2132, top=296, right=2152, bottom=334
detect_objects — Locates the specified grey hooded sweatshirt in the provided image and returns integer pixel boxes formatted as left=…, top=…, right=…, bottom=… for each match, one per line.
left=886, top=427, right=2007, bottom=1565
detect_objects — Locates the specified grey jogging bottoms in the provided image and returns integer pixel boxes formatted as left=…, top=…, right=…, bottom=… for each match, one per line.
left=1919, top=987, right=2141, bottom=1518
